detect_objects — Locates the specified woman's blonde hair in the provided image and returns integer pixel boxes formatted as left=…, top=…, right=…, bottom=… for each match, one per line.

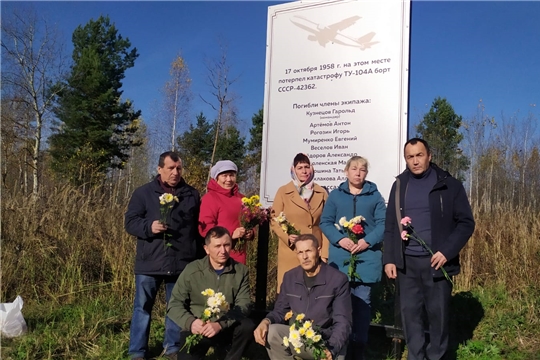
left=344, top=156, right=369, bottom=171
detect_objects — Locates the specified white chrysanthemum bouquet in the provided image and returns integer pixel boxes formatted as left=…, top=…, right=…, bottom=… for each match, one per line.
left=334, top=215, right=366, bottom=282
left=181, top=288, right=229, bottom=353
left=273, top=211, right=300, bottom=236
left=159, top=192, right=178, bottom=247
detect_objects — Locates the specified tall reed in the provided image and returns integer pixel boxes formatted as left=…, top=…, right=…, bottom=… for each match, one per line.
left=1, top=183, right=135, bottom=304
left=457, top=204, right=540, bottom=293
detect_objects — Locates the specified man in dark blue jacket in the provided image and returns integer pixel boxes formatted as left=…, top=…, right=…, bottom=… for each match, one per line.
left=254, top=234, right=352, bottom=360
left=125, top=151, right=202, bottom=360
left=383, top=138, right=475, bottom=360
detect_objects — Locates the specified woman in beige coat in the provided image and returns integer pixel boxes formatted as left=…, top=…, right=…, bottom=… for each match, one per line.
left=270, top=153, right=329, bottom=291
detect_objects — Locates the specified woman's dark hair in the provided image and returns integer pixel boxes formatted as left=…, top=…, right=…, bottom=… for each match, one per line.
left=293, top=153, right=311, bottom=167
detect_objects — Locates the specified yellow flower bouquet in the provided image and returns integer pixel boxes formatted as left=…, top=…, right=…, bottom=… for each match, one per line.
left=236, top=195, right=268, bottom=250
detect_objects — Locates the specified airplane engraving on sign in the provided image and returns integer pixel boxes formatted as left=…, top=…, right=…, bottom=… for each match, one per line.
left=290, top=15, right=379, bottom=50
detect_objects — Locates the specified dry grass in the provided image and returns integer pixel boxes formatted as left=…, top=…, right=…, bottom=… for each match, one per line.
left=1, top=182, right=539, bottom=358
left=1, top=184, right=135, bottom=304
left=0, top=180, right=280, bottom=306
left=6, top=188, right=533, bottom=306
left=458, top=204, right=540, bottom=292
left=453, top=205, right=540, bottom=358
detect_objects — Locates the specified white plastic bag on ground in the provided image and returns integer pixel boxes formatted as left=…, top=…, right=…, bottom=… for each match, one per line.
left=0, top=295, right=28, bottom=337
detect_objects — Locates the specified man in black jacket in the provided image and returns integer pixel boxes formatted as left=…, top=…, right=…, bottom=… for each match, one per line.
left=125, top=151, right=202, bottom=360
left=383, top=138, right=475, bottom=360
left=254, top=234, right=352, bottom=360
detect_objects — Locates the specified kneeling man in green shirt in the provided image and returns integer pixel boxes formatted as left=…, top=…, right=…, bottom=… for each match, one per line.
left=168, top=226, right=255, bottom=360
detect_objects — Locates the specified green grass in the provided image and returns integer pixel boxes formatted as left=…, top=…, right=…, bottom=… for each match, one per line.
left=1, top=295, right=132, bottom=359
left=457, top=285, right=540, bottom=360
left=2, top=284, right=538, bottom=359
left=367, top=284, right=540, bottom=360
left=0, top=294, right=267, bottom=360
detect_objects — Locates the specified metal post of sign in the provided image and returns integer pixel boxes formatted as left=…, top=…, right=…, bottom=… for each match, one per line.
left=255, top=220, right=270, bottom=311
left=391, top=279, right=404, bottom=359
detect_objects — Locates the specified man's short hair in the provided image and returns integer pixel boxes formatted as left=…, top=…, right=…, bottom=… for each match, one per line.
left=158, top=151, right=181, bottom=167
left=404, top=138, right=431, bottom=155
left=204, top=226, right=232, bottom=245
left=295, top=233, right=320, bottom=248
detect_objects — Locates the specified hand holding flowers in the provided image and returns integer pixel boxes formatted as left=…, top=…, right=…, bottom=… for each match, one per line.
left=335, top=216, right=366, bottom=282
left=400, top=217, right=454, bottom=285
left=159, top=193, right=179, bottom=247
left=237, top=195, right=268, bottom=250
left=273, top=211, right=301, bottom=246
left=240, top=195, right=267, bottom=229
left=181, top=289, right=229, bottom=353
left=338, top=215, right=366, bottom=239
left=282, top=311, right=327, bottom=360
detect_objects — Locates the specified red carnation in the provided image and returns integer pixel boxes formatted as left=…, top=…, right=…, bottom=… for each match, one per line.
left=351, top=224, right=364, bottom=235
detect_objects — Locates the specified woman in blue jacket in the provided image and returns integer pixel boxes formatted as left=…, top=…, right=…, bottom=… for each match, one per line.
left=320, top=155, right=386, bottom=359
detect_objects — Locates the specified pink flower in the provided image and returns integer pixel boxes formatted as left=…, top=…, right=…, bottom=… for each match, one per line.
left=400, top=216, right=412, bottom=227
left=401, top=230, right=409, bottom=240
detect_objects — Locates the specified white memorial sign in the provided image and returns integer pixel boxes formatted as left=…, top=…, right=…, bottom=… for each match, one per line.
left=260, top=0, right=411, bottom=206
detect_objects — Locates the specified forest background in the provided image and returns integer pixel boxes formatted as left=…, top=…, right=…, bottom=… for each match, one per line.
left=1, top=3, right=539, bottom=360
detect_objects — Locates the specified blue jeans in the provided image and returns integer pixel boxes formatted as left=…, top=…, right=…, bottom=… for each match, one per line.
left=350, top=284, right=372, bottom=345
left=128, top=274, right=182, bottom=358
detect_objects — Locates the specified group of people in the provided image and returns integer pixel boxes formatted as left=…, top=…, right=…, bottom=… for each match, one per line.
left=124, top=137, right=475, bottom=360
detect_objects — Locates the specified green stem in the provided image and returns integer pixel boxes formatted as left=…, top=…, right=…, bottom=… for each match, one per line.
left=347, top=253, right=362, bottom=282
left=407, top=231, right=454, bottom=286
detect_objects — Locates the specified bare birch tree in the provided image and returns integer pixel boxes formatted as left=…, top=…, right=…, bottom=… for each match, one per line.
left=0, top=96, right=33, bottom=193
left=163, top=54, right=192, bottom=151
left=1, top=6, right=67, bottom=197
left=200, top=41, right=240, bottom=182
left=462, top=99, right=497, bottom=207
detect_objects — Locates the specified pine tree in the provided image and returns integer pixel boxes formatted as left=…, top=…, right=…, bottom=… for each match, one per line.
left=176, top=112, right=246, bottom=188
left=416, top=97, right=469, bottom=181
left=215, top=125, right=246, bottom=179
left=176, top=113, right=214, bottom=191
left=177, top=112, right=214, bottom=162
left=246, top=108, right=263, bottom=174
left=48, top=15, right=141, bottom=185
